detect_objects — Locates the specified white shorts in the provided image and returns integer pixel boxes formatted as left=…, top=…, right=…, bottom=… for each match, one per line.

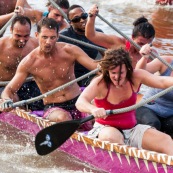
left=88, top=122, right=153, bottom=149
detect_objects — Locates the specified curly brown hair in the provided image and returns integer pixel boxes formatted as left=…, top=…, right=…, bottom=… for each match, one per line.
left=98, top=48, right=133, bottom=86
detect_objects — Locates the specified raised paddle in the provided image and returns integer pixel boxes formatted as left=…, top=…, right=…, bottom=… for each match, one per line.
left=35, top=85, right=173, bottom=155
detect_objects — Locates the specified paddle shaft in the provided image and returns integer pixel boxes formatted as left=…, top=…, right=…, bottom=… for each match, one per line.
left=80, top=110, right=113, bottom=124
left=59, top=34, right=106, bottom=53
left=0, top=76, right=34, bottom=87
left=0, top=14, right=17, bottom=35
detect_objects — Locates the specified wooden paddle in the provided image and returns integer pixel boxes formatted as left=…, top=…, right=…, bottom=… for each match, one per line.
left=35, top=110, right=113, bottom=155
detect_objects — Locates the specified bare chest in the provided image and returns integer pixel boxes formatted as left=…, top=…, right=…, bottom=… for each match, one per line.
left=0, top=47, right=34, bottom=69
left=0, top=53, right=23, bottom=70
left=31, top=60, right=74, bottom=84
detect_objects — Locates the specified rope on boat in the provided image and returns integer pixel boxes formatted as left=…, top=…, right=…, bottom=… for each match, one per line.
left=0, top=76, right=34, bottom=86
left=0, top=14, right=17, bottom=35
left=109, top=86, right=173, bottom=114
left=59, top=34, right=106, bottom=53
left=12, top=68, right=99, bottom=107
left=97, top=14, right=173, bottom=71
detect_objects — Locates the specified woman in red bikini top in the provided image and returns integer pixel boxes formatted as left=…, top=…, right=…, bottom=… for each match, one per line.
left=76, top=48, right=173, bottom=155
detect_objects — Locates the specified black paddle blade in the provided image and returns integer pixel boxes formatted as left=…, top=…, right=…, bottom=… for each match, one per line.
left=35, top=119, right=81, bottom=155
left=35, top=115, right=95, bottom=155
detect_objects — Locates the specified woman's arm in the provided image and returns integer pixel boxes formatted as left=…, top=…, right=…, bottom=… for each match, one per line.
left=135, top=44, right=164, bottom=73
left=134, top=68, right=173, bottom=89
left=76, top=76, right=107, bottom=118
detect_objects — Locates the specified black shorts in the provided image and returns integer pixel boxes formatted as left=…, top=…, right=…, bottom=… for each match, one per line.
left=44, top=96, right=80, bottom=119
left=18, top=81, right=44, bottom=110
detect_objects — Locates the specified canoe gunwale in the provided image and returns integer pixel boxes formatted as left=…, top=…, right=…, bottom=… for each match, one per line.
left=13, top=107, right=173, bottom=166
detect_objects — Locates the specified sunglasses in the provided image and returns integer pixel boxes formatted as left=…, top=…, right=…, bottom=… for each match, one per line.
left=70, top=13, right=88, bottom=23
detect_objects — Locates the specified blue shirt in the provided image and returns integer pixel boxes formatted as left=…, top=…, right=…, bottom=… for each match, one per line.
left=142, top=62, right=173, bottom=117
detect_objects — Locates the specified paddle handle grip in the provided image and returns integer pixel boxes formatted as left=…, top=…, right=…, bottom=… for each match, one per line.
left=106, top=110, right=114, bottom=115
left=80, top=115, right=94, bottom=124
left=80, top=110, right=113, bottom=124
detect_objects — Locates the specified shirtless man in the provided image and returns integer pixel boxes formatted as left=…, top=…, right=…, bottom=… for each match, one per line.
left=0, top=15, right=44, bottom=110
left=0, top=18, right=97, bottom=124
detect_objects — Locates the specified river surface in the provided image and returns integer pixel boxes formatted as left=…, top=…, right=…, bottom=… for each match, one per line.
left=0, top=0, right=173, bottom=173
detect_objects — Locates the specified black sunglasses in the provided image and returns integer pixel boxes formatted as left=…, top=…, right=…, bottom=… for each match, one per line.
left=70, top=13, right=88, bottom=23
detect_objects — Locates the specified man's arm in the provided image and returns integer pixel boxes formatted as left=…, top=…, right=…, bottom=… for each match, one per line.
left=0, top=13, right=14, bottom=28
left=69, top=45, right=98, bottom=71
left=85, top=4, right=124, bottom=49
left=15, top=6, right=43, bottom=23
left=135, top=44, right=172, bottom=74
left=15, top=0, right=31, bottom=9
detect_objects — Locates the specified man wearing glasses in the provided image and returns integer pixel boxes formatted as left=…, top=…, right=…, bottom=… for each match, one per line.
left=58, top=5, right=103, bottom=87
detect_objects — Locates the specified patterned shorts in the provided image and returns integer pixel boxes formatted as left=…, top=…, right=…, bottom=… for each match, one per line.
left=43, top=96, right=93, bottom=131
